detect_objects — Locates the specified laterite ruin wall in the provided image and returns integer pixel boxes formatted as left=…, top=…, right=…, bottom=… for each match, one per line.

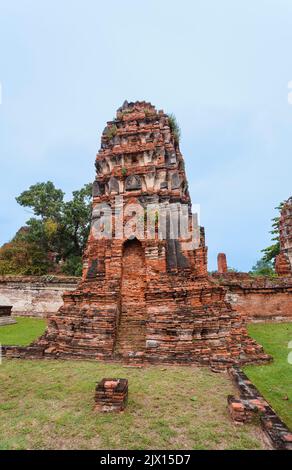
left=0, top=276, right=78, bottom=318
left=211, top=273, right=292, bottom=322
left=0, top=274, right=291, bottom=322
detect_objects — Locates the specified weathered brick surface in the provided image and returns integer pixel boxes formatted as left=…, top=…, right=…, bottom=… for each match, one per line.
left=275, top=197, right=292, bottom=276
left=217, top=253, right=227, bottom=273
left=94, top=378, right=128, bottom=412
left=11, top=101, right=270, bottom=368
left=211, top=272, right=292, bottom=321
left=229, top=367, right=292, bottom=449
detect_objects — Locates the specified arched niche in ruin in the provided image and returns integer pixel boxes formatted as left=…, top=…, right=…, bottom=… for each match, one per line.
left=108, top=176, right=119, bottom=194
left=125, top=174, right=142, bottom=191
left=115, top=237, right=146, bottom=357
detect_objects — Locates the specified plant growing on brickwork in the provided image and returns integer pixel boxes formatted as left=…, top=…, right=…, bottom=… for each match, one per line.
left=122, top=167, right=127, bottom=177
left=168, top=113, right=181, bottom=144
left=144, top=108, right=153, bottom=118
left=105, top=124, right=118, bottom=140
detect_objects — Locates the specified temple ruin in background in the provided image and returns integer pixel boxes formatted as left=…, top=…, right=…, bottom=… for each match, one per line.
left=6, top=101, right=270, bottom=369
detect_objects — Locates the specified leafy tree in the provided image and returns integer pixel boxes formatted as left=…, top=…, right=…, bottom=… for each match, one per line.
left=250, top=258, right=275, bottom=276
left=16, top=181, right=64, bottom=220
left=0, top=238, right=49, bottom=275
left=60, top=183, right=92, bottom=258
left=261, top=202, right=284, bottom=263
left=61, top=255, right=83, bottom=277
left=0, top=181, right=92, bottom=276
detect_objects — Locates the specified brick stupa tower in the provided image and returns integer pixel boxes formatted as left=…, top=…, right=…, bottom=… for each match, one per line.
left=36, top=101, right=268, bottom=369
left=275, top=197, right=292, bottom=276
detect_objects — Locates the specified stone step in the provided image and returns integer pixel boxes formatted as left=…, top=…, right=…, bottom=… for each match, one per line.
left=0, top=317, right=17, bottom=326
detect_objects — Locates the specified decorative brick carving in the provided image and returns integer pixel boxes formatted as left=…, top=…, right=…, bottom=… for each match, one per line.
left=92, top=180, right=102, bottom=197
left=125, top=175, right=142, bottom=191
left=11, top=101, right=270, bottom=369
left=108, top=176, right=119, bottom=194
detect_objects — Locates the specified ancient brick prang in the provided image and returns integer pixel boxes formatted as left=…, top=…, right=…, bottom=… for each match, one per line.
left=275, top=197, right=292, bottom=276
left=21, top=101, right=270, bottom=369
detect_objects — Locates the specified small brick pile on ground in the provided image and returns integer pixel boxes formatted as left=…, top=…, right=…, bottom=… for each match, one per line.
left=227, top=395, right=266, bottom=423
left=94, top=378, right=128, bottom=412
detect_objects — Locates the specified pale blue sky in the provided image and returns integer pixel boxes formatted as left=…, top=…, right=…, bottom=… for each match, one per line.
left=0, top=0, right=292, bottom=271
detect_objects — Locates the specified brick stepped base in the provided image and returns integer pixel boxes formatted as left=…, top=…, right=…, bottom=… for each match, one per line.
left=2, top=273, right=271, bottom=369
left=0, top=317, right=17, bottom=326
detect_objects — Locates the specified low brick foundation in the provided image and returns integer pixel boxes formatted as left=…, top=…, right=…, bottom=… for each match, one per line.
left=228, top=367, right=292, bottom=450
left=94, top=378, right=128, bottom=412
left=1, top=273, right=291, bottom=324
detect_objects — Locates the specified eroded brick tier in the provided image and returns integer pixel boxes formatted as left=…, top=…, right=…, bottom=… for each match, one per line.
left=34, top=101, right=269, bottom=368
left=275, top=197, right=292, bottom=276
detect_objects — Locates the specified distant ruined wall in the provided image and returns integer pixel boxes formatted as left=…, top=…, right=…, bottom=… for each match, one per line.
left=0, top=276, right=78, bottom=318
left=1, top=273, right=291, bottom=322
left=211, top=273, right=292, bottom=322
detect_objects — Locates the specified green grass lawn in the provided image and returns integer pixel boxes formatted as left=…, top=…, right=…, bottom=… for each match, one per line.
left=0, top=360, right=266, bottom=450
left=0, top=317, right=46, bottom=346
left=244, top=322, right=292, bottom=430
left=1, top=318, right=291, bottom=449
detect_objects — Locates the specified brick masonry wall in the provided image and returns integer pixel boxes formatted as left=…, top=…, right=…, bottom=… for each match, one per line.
left=211, top=273, right=292, bottom=322
left=0, top=276, right=78, bottom=318
left=1, top=273, right=292, bottom=322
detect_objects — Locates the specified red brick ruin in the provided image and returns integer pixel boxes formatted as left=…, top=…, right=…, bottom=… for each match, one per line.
left=275, top=197, right=292, bottom=276
left=29, top=101, right=270, bottom=369
left=94, top=378, right=128, bottom=413
left=217, top=253, right=228, bottom=274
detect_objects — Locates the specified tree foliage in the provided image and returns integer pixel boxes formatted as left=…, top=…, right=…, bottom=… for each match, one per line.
left=250, top=258, right=275, bottom=277
left=0, top=238, right=49, bottom=275
left=0, top=181, right=92, bottom=276
left=261, top=202, right=284, bottom=263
